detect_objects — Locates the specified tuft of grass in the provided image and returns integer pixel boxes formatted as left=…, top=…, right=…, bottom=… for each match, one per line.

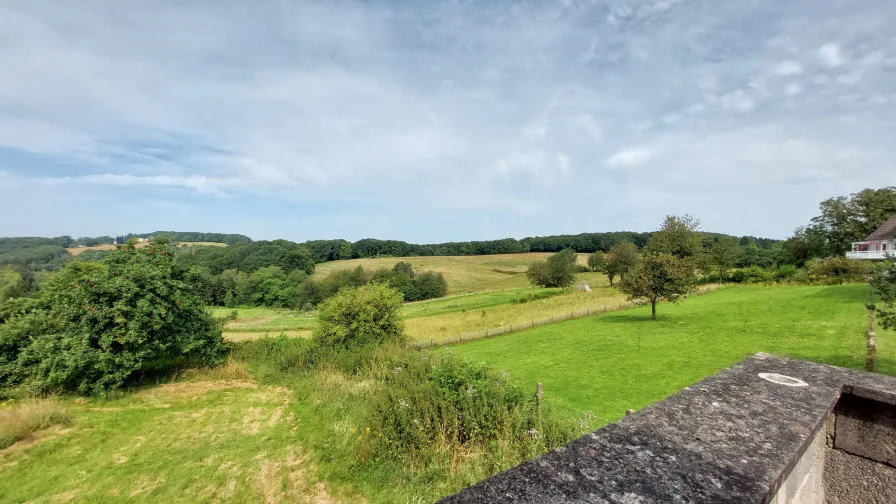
left=0, top=399, right=72, bottom=450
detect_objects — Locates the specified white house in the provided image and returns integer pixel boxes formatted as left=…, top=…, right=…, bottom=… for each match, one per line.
left=846, top=216, right=896, bottom=260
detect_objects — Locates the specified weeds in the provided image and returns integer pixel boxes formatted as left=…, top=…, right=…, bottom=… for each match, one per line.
left=0, top=399, right=72, bottom=449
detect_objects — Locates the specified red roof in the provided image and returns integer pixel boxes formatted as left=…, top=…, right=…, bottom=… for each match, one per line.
left=867, top=216, right=896, bottom=241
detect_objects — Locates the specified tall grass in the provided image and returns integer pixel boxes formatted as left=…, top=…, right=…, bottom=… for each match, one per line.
left=229, top=336, right=583, bottom=502
left=0, top=399, right=72, bottom=449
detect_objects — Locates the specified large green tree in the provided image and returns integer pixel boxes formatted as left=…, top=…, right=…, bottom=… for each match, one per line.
left=0, top=239, right=226, bottom=395
left=808, top=187, right=896, bottom=256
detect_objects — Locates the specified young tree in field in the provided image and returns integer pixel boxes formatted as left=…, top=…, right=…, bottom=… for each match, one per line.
left=620, top=215, right=701, bottom=319
left=587, top=251, right=606, bottom=272
left=526, top=249, right=578, bottom=288
left=314, top=283, right=405, bottom=349
left=870, top=257, right=896, bottom=330
left=605, top=241, right=639, bottom=286
left=710, top=237, right=742, bottom=282
left=621, top=253, right=695, bottom=320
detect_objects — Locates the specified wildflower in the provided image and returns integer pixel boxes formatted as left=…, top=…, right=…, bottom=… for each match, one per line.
left=398, top=399, right=410, bottom=410
left=466, top=384, right=476, bottom=397
left=527, top=428, right=539, bottom=439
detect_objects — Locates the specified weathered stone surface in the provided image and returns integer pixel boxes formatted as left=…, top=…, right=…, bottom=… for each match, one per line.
left=833, top=392, right=896, bottom=465
left=438, top=353, right=896, bottom=504
left=824, top=449, right=896, bottom=504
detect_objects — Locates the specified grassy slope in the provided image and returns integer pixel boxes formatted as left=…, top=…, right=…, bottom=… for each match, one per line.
left=313, top=253, right=591, bottom=295
left=0, top=370, right=356, bottom=503
left=441, top=285, right=873, bottom=424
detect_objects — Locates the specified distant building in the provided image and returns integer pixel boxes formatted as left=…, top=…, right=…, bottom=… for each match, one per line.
left=846, top=215, right=896, bottom=260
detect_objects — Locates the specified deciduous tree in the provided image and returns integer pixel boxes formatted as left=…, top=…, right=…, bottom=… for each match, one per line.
left=605, top=242, right=639, bottom=286
left=621, top=253, right=695, bottom=320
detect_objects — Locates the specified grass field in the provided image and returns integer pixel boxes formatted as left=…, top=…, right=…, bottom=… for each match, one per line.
left=313, top=253, right=590, bottom=295
left=441, top=284, right=877, bottom=424
left=216, top=280, right=618, bottom=343
left=0, top=365, right=359, bottom=503
left=2, top=283, right=889, bottom=504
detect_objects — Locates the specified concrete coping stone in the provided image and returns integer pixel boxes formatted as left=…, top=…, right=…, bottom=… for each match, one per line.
left=438, top=353, right=896, bottom=504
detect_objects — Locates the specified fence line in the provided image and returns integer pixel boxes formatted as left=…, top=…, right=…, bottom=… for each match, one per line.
left=408, top=283, right=723, bottom=350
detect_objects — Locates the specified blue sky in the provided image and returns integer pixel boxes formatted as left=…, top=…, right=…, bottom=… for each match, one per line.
left=1, top=0, right=895, bottom=242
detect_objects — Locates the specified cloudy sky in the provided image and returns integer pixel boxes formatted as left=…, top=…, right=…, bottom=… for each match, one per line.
left=1, top=0, right=894, bottom=242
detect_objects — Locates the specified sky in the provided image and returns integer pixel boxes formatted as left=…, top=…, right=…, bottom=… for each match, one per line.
left=1, top=0, right=895, bottom=242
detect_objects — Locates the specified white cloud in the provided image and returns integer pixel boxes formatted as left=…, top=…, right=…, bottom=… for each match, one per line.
left=1, top=1, right=895, bottom=240
left=774, top=61, right=803, bottom=76
left=607, top=148, right=653, bottom=167
left=818, top=43, right=845, bottom=67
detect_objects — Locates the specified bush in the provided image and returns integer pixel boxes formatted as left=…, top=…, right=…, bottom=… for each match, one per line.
left=806, top=257, right=870, bottom=285
left=366, top=352, right=575, bottom=463
left=729, top=266, right=775, bottom=284
left=0, top=239, right=228, bottom=395
left=314, top=284, right=405, bottom=350
left=775, top=264, right=798, bottom=281
left=526, top=249, right=578, bottom=288
left=414, top=270, right=448, bottom=301
left=0, top=399, right=72, bottom=449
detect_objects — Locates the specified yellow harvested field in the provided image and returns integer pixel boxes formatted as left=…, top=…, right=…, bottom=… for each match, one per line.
left=176, top=242, right=227, bottom=247
left=313, top=253, right=590, bottom=295
left=66, top=243, right=154, bottom=256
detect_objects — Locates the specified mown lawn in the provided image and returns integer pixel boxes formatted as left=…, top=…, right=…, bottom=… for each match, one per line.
left=0, top=365, right=361, bottom=503
left=441, top=284, right=876, bottom=424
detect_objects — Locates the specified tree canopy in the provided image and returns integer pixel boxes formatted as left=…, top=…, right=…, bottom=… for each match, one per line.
left=526, top=249, right=578, bottom=288
left=0, top=238, right=226, bottom=395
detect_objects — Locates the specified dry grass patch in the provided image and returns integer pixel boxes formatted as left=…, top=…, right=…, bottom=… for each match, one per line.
left=405, top=288, right=630, bottom=343
left=0, top=399, right=72, bottom=450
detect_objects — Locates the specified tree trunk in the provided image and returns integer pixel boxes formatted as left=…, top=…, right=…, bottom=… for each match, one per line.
left=651, top=300, right=657, bottom=320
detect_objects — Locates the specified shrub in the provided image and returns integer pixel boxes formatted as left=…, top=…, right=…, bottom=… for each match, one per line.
left=806, top=257, right=870, bottom=285
left=414, top=270, right=448, bottom=301
left=313, top=284, right=405, bottom=350
left=0, top=399, right=72, bottom=449
left=0, top=239, right=227, bottom=395
left=366, top=352, right=575, bottom=464
left=775, top=264, right=798, bottom=281
left=730, top=266, right=775, bottom=284
left=526, top=249, right=578, bottom=288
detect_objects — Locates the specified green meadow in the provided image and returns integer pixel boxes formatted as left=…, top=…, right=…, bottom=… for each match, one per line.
left=442, top=284, right=878, bottom=423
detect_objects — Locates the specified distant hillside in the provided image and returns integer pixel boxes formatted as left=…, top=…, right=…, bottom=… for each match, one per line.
left=117, top=232, right=253, bottom=246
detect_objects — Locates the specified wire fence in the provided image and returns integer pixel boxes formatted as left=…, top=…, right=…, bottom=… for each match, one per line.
left=408, top=283, right=724, bottom=350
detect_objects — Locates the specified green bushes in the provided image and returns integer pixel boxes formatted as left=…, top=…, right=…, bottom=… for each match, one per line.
left=366, top=352, right=575, bottom=463
left=526, top=249, right=578, bottom=288
left=730, top=266, right=775, bottom=284
left=314, top=283, right=405, bottom=349
left=806, top=257, right=870, bottom=284
left=0, top=239, right=227, bottom=395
